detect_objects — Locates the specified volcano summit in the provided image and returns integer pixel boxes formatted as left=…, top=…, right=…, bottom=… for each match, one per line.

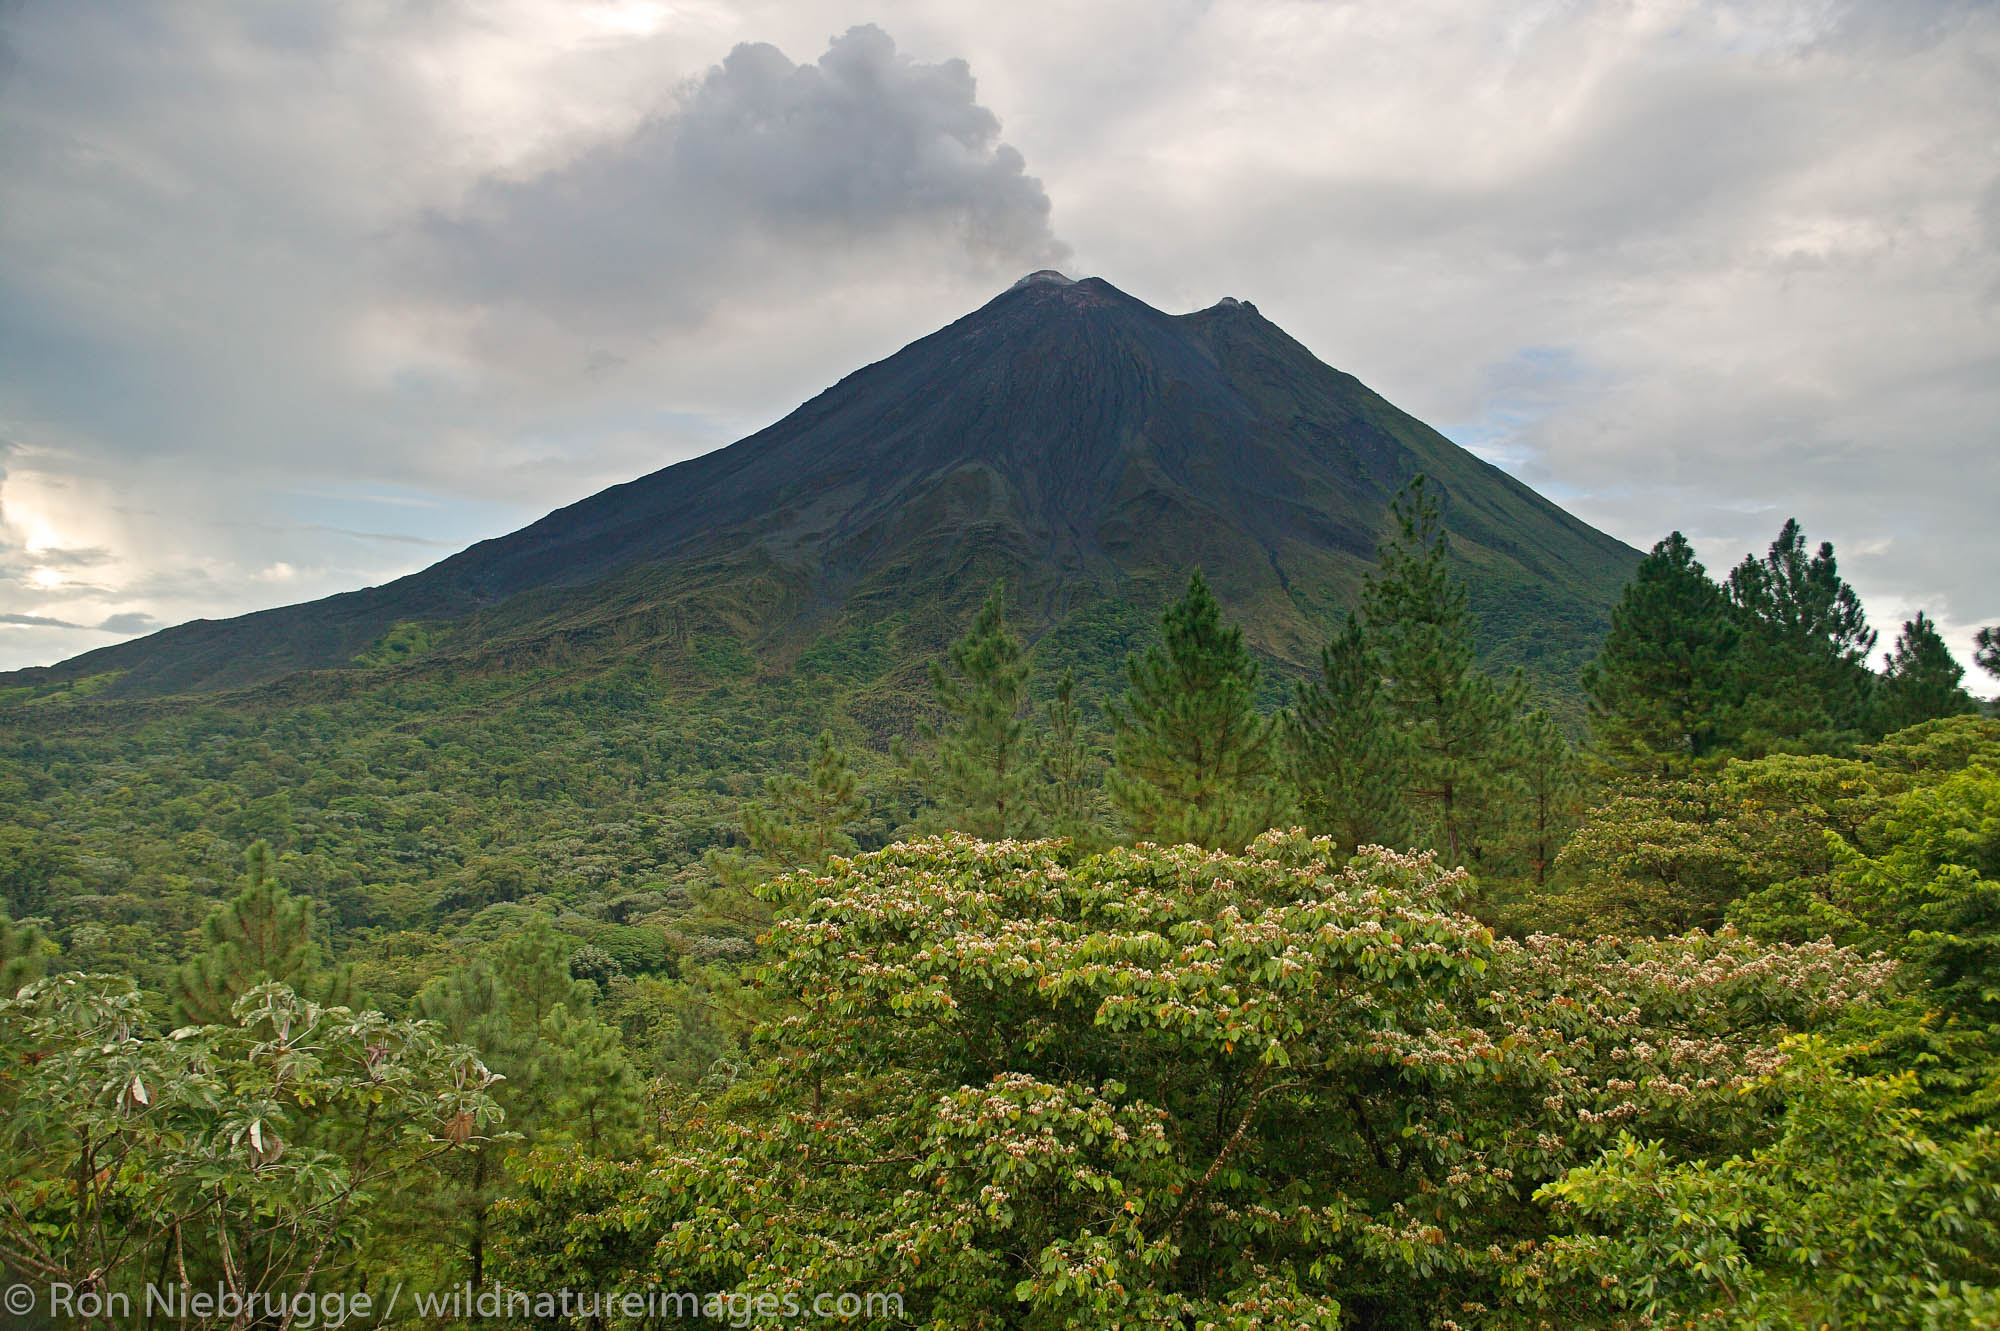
left=10, top=275, right=1638, bottom=703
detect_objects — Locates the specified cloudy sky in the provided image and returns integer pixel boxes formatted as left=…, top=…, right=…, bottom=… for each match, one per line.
left=2, top=0, right=1995, bottom=687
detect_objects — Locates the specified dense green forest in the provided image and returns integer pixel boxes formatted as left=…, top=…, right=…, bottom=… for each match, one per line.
left=2, top=482, right=1996, bottom=1327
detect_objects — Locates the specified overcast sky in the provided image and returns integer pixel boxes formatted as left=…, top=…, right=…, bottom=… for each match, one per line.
left=2, top=0, right=1995, bottom=689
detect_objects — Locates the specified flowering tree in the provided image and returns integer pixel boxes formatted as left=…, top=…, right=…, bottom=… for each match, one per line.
left=1533, top=1038, right=2000, bottom=1328
left=496, top=832, right=1888, bottom=1327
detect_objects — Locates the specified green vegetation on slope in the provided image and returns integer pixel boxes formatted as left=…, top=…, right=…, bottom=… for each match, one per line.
left=0, top=496, right=1995, bottom=1327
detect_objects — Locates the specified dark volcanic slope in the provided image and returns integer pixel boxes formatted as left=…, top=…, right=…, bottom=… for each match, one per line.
left=13, top=274, right=1639, bottom=699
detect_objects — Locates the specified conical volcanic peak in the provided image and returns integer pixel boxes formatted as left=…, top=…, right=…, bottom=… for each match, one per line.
left=8, top=278, right=1638, bottom=700
left=1009, top=269, right=1076, bottom=289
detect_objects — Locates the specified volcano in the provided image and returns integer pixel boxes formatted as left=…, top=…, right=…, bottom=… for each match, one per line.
left=11, top=273, right=1638, bottom=703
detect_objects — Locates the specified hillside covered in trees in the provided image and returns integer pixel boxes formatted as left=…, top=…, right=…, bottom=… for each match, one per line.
left=3, top=468, right=1997, bottom=1327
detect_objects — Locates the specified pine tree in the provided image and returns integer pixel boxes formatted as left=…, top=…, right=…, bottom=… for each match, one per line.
left=173, top=842, right=349, bottom=1025
left=414, top=925, right=604, bottom=1282
left=414, top=957, right=525, bottom=1285
left=534, top=1004, right=642, bottom=1156
left=1285, top=613, right=1409, bottom=854
left=1975, top=627, right=2000, bottom=683
left=1363, top=477, right=1524, bottom=865
left=1726, top=519, right=1877, bottom=747
left=1108, top=571, right=1279, bottom=849
left=418, top=956, right=521, bottom=1062
left=1581, top=532, right=1742, bottom=776
left=704, top=730, right=867, bottom=927
left=1505, top=710, right=1586, bottom=886
left=1871, top=612, right=1977, bottom=732
left=490, top=918, right=594, bottom=1027
left=0, top=910, right=49, bottom=997
left=1032, top=669, right=1108, bottom=844
left=741, top=731, right=865, bottom=871
left=909, top=581, right=1035, bottom=838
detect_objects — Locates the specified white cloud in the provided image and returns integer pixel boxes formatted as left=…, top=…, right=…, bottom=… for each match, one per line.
left=409, top=23, right=1064, bottom=349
